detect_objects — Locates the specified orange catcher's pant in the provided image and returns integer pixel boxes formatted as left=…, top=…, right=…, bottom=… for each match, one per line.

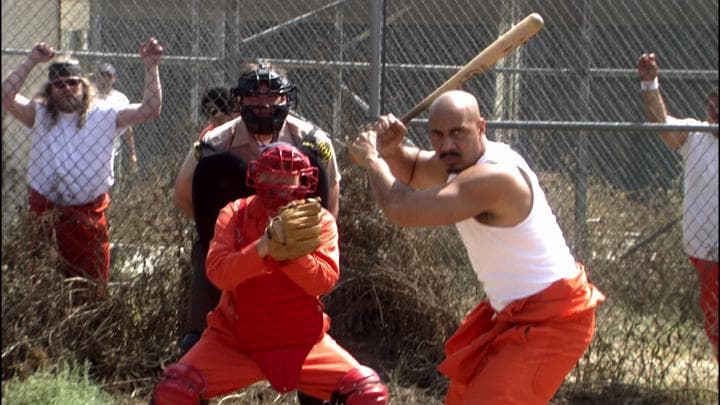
left=179, top=323, right=360, bottom=400
left=29, top=189, right=111, bottom=284
left=690, top=256, right=718, bottom=360
left=440, top=267, right=604, bottom=405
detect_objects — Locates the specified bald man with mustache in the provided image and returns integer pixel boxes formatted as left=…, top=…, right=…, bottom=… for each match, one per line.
left=349, top=90, right=605, bottom=404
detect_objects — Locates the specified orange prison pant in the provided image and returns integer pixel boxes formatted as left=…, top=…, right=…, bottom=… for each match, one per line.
left=690, top=256, right=718, bottom=360
left=444, top=309, right=596, bottom=405
left=29, top=189, right=111, bottom=284
left=180, top=324, right=360, bottom=400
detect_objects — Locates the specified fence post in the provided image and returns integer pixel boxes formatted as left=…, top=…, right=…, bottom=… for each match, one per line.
left=368, top=0, right=384, bottom=120
left=574, top=0, right=593, bottom=260
left=332, top=7, right=344, bottom=137
left=492, top=0, right=520, bottom=145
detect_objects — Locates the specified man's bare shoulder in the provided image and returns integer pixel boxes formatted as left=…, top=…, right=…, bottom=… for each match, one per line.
left=450, top=161, right=524, bottom=191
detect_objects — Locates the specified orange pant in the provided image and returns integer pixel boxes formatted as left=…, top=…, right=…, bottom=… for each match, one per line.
left=180, top=324, right=360, bottom=400
left=444, top=310, right=595, bottom=405
left=690, top=256, right=718, bottom=360
left=439, top=269, right=603, bottom=405
left=29, top=189, right=111, bottom=283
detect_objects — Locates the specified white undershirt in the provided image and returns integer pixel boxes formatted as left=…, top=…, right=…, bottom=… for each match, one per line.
left=450, top=141, right=579, bottom=311
left=668, top=116, right=719, bottom=261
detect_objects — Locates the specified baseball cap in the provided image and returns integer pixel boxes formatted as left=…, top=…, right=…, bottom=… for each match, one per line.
left=97, top=63, right=117, bottom=77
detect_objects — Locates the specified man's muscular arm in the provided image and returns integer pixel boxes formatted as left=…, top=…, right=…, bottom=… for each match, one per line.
left=350, top=126, right=526, bottom=227
left=1, top=42, right=54, bottom=128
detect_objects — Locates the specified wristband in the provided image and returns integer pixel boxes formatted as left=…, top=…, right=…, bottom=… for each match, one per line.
left=640, top=77, right=659, bottom=91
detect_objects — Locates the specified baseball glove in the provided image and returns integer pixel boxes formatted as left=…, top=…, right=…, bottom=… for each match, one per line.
left=266, top=198, right=323, bottom=261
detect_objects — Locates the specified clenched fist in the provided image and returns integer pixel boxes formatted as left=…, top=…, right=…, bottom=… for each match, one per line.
left=637, top=52, right=659, bottom=81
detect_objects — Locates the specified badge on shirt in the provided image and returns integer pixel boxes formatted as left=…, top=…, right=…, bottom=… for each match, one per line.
left=301, top=138, right=333, bottom=163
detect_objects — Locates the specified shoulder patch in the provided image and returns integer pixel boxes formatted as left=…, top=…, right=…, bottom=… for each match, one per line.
left=316, top=141, right=334, bottom=162
left=301, top=136, right=334, bottom=163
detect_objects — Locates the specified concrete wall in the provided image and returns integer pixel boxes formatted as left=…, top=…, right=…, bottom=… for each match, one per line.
left=2, top=0, right=61, bottom=216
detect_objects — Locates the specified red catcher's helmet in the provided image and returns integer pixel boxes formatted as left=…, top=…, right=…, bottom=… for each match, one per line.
left=246, top=142, right=319, bottom=211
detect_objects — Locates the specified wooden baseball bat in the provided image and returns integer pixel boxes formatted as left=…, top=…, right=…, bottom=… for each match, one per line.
left=400, top=13, right=545, bottom=124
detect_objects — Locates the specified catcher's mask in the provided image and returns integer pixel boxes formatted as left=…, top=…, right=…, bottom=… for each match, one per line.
left=246, top=142, right=318, bottom=211
left=232, top=64, right=297, bottom=139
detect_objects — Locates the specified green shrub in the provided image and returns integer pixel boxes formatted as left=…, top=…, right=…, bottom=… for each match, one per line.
left=2, top=361, right=115, bottom=405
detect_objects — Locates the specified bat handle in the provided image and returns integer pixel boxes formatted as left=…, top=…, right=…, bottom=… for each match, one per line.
left=399, top=112, right=415, bottom=125
left=400, top=103, right=426, bottom=125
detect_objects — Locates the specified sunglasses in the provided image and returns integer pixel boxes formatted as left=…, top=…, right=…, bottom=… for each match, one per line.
left=51, top=78, right=81, bottom=89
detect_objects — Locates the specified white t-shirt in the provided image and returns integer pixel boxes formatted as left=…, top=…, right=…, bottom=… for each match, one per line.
left=667, top=116, right=719, bottom=261
left=95, top=89, right=129, bottom=126
left=95, top=89, right=130, bottom=153
left=450, top=141, right=579, bottom=311
left=28, top=103, right=120, bottom=205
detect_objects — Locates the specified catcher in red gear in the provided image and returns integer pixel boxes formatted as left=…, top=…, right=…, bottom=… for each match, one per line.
left=151, top=143, right=388, bottom=405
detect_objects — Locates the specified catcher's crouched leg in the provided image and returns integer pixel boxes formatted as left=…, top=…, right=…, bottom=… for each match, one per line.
left=150, top=363, right=207, bottom=405
left=330, top=366, right=388, bottom=405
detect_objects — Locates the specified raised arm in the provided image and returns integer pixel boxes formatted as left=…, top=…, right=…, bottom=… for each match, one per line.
left=349, top=125, right=530, bottom=227
left=1, top=43, right=55, bottom=128
left=116, top=37, right=163, bottom=128
left=637, top=52, right=688, bottom=150
left=373, top=114, right=448, bottom=189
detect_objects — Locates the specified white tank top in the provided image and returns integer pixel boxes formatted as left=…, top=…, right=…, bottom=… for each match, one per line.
left=450, top=141, right=579, bottom=311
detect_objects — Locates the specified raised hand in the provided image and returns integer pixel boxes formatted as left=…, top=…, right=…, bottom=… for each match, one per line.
left=636, top=52, right=659, bottom=81
left=29, top=43, right=55, bottom=64
left=140, top=37, right=163, bottom=68
left=376, top=113, right=407, bottom=158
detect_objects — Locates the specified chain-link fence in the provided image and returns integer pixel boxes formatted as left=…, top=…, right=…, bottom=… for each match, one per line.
left=2, top=0, right=718, bottom=400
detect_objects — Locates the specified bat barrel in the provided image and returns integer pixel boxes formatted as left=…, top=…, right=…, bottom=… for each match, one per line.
left=400, top=13, right=544, bottom=124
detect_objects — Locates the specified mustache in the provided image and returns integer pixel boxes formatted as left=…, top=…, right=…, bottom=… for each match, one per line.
left=439, top=151, right=462, bottom=159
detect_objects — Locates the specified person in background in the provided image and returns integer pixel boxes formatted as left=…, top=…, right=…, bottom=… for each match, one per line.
left=1, top=37, right=163, bottom=288
left=94, top=62, right=139, bottom=184
left=198, top=86, right=235, bottom=141
left=637, top=52, right=718, bottom=360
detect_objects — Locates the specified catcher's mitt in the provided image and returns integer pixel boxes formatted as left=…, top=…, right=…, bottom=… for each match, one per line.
left=265, top=198, right=323, bottom=261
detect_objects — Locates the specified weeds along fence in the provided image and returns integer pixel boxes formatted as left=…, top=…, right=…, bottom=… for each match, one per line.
left=2, top=0, right=718, bottom=400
